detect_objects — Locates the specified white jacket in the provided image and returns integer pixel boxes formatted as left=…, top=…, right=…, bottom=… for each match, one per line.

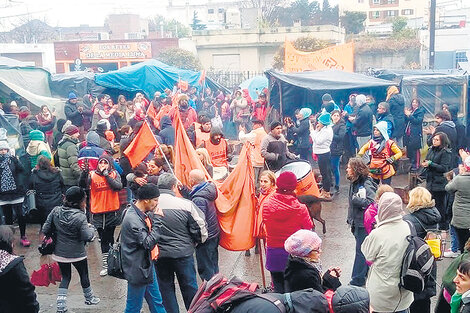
left=311, top=126, right=333, bottom=154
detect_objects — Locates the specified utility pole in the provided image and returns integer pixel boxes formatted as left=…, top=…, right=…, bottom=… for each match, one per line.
left=429, top=0, right=436, bottom=69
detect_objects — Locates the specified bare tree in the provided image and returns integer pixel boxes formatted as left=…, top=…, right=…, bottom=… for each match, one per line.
left=241, top=0, right=289, bottom=26
left=8, top=15, right=57, bottom=43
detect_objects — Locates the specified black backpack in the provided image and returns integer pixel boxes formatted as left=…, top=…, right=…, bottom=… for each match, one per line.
left=399, top=220, right=434, bottom=293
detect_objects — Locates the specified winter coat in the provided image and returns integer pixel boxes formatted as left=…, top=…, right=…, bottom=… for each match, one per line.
left=0, top=250, right=39, bottom=313
left=261, top=133, right=297, bottom=172
left=331, top=285, right=370, bottom=313
left=361, top=196, right=413, bottom=312
left=158, top=115, right=175, bottom=146
left=284, top=256, right=341, bottom=293
left=388, top=93, right=405, bottom=139
left=0, top=155, right=25, bottom=202
left=64, top=100, right=91, bottom=127
left=424, top=146, right=452, bottom=192
left=363, top=202, right=378, bottom=234
left=427, top=121, right=457, bottom=155
left=96, top=130, right=113, bottom=155
left=290, top=118, right=311, bottom=149
left=376, top=112, right=394, bottom=138
left=262, top=192, right=313, bottom=248
left=78, top=143, right=105, bottom=171
left=26, top=140, right=52, bottom=169
left=446, top=174, right=470, bottom=229
left=42, top=205, right=94, bottom=259
left=347, top=176, right=376, bottom=228
left=189, top=181, right=220, bottom=240
left=311, top=126, right=333, bottom=155
left=403, top=206, right=441, bottom=301
left=30, top=168, right=65, bottom=214
left=121, top=204, right=162, bottom=285
left=19, top=116, right=56, bottom=148
left=57, top=134, right=81, bottom=186
left=156, top=189, right=208, bottom=259
left=404, top=106, right=425, bottom=150
left=352, top=103, right=373, bottom=137
left=330, top=121, right=346, bottom=156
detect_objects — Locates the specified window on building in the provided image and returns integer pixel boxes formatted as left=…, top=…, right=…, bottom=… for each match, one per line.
left=208, top=8, right=214, bottom=14
left=371, top=11, right=381, bottom=18
left=373, top=0, right=380, bottom=4
left=218, top=8, right=224, bottom=13
left=456, top=51, right=468, bottom=67
left=358, top=0, right=364, bottom=3
left=387, top=10, right=397, bottom=16
left=402, top=9, right=414, bottom=15
left=387, top=0, right=396, bottom=4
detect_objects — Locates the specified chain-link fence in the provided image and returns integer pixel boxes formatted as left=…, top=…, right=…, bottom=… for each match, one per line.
left=207, top=70, right=265, bottom=90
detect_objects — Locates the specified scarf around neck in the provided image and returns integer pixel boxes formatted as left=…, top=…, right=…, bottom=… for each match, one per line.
left=0, top=155, right=16, bottom=193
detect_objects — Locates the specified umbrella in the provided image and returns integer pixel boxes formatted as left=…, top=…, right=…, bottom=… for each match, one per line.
left=239, top=76, right=268, bottom=101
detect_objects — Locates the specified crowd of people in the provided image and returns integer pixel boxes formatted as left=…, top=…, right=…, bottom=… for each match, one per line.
left=0, top=83, right=469, bottom=313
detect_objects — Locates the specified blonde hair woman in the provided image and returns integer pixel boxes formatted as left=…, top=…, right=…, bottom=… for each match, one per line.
left=196, top=148, right=213, bottom=178
left=403, top=186, right=440, bottom=313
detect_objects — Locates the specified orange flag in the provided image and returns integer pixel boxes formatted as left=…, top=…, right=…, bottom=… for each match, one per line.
left=217, top=143, right=256, bottom=251
left=123, top=121, right=158, bottom=168
left=146, top=103, right=159, bottom=129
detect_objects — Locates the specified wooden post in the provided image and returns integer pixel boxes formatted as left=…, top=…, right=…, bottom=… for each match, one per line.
left=258, top=238, right=267, bottom=288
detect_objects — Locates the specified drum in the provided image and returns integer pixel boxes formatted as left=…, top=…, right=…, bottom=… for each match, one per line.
left=276, top=161, right=320, bottom=197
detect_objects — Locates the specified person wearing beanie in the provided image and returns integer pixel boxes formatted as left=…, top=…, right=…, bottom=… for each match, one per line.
left=288, top=108, right=313, bottom=164
left=0, top=142, right=30, bottom=247
left=376, top=102, right=394, bottom=138
left=42, top=186, right=99, bottom=312
left=262, top=171, right=313, bottom=293
left=311, top=112, right=334, bottom=201
left=284, top=229, right=341, bottom=294
left=198, top=127, right=232, bottom=181
left=321, top=93, right=340, bottom=113
left=18, top=106, right=56, bottom=149
left=361, top=192, right=413, bottom=312
left=358, top=121, right=402, bottom=185
left=65, top=91, right=92, bottom=141
left=120, top=183, right=172, bottom=312
left=81, top=154, right=122, bottom=277
left=95, top=119, right=114, bottom=155
left=78, top=131, right=106, bottom=171
left=261, top=121, right=298, bottom=172
left=57, top=125, right=81, bottom=187
left=26, top=129, right=52, bottom=169
left=347, top=94, right=373, bottom=150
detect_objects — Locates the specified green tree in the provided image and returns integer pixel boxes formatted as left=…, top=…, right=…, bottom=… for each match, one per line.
left=149, top=15, right=190, bottom=38
left=340, top=11, right=366, bottom=34
left=392, top=16, right=408, bottom=33
left=320, top=0, right=339, bottom=25
left=272, top=36, right=329, bottom=69
left=157, top=48, right=203, bottom=71
left=191, top=11, right=206, bottom=30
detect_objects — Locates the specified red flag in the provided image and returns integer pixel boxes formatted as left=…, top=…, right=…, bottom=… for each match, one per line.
left=146, top=103, right=159, bottom=129
left=198, top=70, right=206, bottom=86
left=124, top=122, right=158, bottom=168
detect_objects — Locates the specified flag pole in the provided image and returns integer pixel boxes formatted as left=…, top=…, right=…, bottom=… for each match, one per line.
left=143, top=120, right=176, bottom=177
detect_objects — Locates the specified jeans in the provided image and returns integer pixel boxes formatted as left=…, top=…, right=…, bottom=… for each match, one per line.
left=196, top=236, right=220, bottom=281
left=58, top=259, right=90, bottom=289
left=125, top=266, right=166, bottom=313
left=156, top=255, right=198, bottom=313
left=330, top=155, right=341, bottom=189
left=350, top=226, right=368, bottom=286
left=450, top=225, right=460, bottom=252
left=317, top=152, right=332, bottom=192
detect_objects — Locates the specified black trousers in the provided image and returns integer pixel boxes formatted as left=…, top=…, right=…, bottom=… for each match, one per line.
left=317, top=152, right=332, bottom=192
left=97, top=226, right=116, bottom=254
left=2, top=203, right=26, bottom=237
left=410, top=298, right=430, bottom=313
left=431, top=191, right=448, bottom=230
left=454, top=226, right=470, bottom=253
left=269, top=271, right=285, bottom=293
left=58, top=259, right=90, bottom=289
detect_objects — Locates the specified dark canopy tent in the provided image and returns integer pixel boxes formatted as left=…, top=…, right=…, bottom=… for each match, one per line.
left=94, top=59, right=229, bottom=100
left=50, top=71, right=105, bottom=99
left=265, top=70, right=397, bottom=117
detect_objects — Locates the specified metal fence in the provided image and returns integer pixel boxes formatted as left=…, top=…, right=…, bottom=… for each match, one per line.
left=207, top=70, right=265, bottom=90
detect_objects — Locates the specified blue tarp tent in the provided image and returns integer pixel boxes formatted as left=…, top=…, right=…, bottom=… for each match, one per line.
left=95, top=59, right=227, bottom=99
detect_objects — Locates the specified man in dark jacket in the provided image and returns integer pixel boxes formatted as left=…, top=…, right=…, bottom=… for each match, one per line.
left=261, top=121, right=298, bottom=172
left=346, top=158, right=377, bottom=287
left=349, top=95, right=373, bottom=150
left=289, top=108, right=312, bottom=164
left=120, top=183, right=166, bottom=313
left=187, top=169, right=219, bottom=281
left=64, top=92, right=92, bottom=141
left=158, top=115, right=175, bottom=146
left=386, top=86, right=406, bottom=146
left=0, top=225, right=39, bottom=313
left=156, top=173, right=208, bottom=313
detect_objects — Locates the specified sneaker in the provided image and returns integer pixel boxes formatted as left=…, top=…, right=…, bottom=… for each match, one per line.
left=20, top=236, right=31, bottom=247
left=56, top=309, right=68, bottom=313
left=99, top=268, right=108, bottom=277
left=443, top=250, right=461, bottom=258
left=85, top=295, right=100, bottom=305
left=334, top=186, right=340, bottom=194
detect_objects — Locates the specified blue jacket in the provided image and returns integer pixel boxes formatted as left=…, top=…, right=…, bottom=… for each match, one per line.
left=190, top=182, right=220, bottom=239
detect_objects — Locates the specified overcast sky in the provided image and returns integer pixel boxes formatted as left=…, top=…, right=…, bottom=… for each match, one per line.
left=0, top=0, right=339, bottom=31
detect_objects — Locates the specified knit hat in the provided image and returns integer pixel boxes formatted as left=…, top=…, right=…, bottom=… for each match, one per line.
left=65, top=186, right=86, bottom=204
left=318, top=113, right=331, bottom=126
left=97, top=119, right=109, bottom=131
left=356, top=94, right=367, bottom=106
left=270, top=121, right=282, bottom=130
left=86, top=131, right=100, bottom=146
left=299, top=108, right=312, bottom=120
left=29, top=130, right=45, bottom=141
left=322, top=93, right=332, bottom=102
left=0, top=141, right=9, bottom=151
left=18, top=106, right=30, bottom=120
left=68, top=92, right=77, bottom=100
left=136, top=183, right=160, bottom=200
left=64, top=125, right=79, bottom=136
left=285, top=229, right=322, bottom=257
left=276, top=171, right=297, bottom=193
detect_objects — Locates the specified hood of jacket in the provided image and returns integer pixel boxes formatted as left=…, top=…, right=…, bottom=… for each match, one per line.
left=86, top=131, right=100, bottom=146
left=440, top=120, right=456, bottom=129
left=410, top=206, right=441, bottom=226
left=190, top=181, right=218, bottom=202
left=26, top=140, right=50, bottom=156
left=33, top=168, right=60, bottom=183
left=332, top=285, right=370, bottom=313
left=57, top=206, right=85, bottom=230
left=290, top=288, right=329, bottom=313
left=374, top=121, right=389, bottom=141
left=377, top=192, right=404, bottom=225
left=160, top=115, right=173, bottom=130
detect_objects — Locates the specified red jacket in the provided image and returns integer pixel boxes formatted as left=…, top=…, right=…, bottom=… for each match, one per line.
left=262, top=192, right=313, bottom=248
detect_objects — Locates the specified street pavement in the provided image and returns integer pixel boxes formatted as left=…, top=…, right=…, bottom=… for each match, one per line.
left=16, top=173, right=451, bottom=313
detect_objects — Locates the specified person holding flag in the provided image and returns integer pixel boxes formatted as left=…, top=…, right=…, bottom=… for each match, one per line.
left=169, top=94, right=198, bottom=130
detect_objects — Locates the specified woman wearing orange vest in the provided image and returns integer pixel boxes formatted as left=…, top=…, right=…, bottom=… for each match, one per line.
left=82, top=154, right=122, bottom=277
left=358, top=121, right=402, bottom=185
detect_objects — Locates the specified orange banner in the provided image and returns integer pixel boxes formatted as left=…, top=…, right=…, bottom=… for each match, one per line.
left=284, top=41, right=354, bottom=73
